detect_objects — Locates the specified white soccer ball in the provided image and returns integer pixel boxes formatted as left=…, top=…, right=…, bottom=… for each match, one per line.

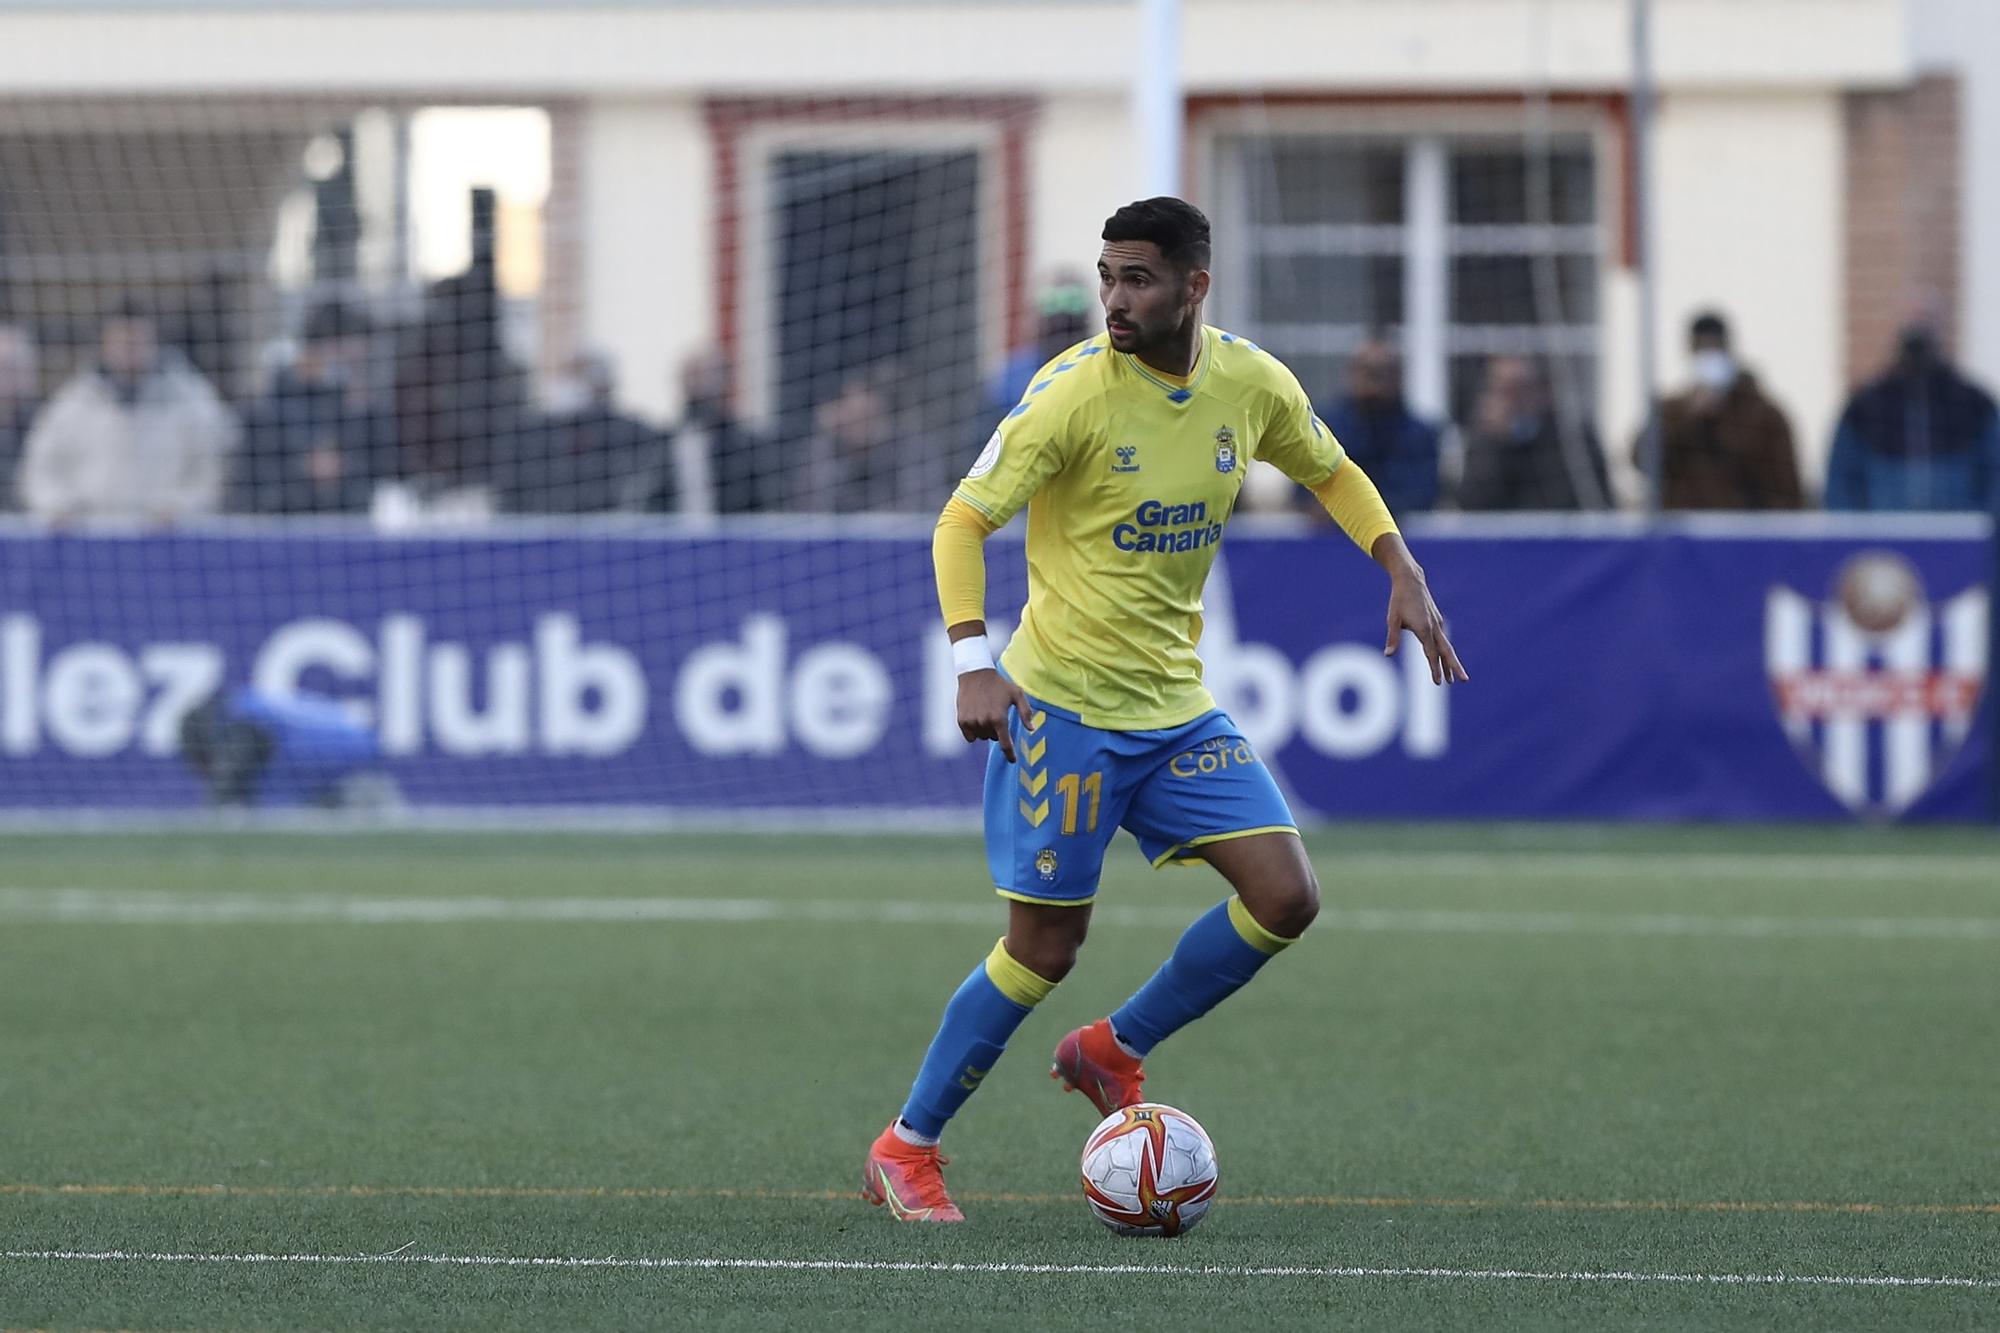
left=1079, top=1103, right=1219, bottom=1237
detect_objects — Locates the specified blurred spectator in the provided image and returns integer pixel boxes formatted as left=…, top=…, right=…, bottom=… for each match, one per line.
left=0, top=324, right=39, bottom=510
left=665, top=350, right=782, bottom=515
left=1316, top=339, right=1440, bottom=516
left=507, top=351, right=666, bottom=513
left=988, top=277, right=1093, bottom=416
left=16, top=299, right=238, bottom=524
left=1826, top=322, right=1999, bottom=512
left=1642, top=312, right=1803, bottom=511
left=235, top=300, right=392, bottom=515
left=1456, top=355, right=1609, bottom=511
left=388, top=189, right=528, bottom=516
left=795, top=367, right=925, bottom=512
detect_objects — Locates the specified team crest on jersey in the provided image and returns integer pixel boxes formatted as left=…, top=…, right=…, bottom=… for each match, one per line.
left=1035, top=849, right=1059, bottom=881
left=1213, top=426, right=1237, bottom=474
left=1112, top=445, right=1140, bottom=474
left=1764, top=550, right=1987, bottom=817
left=967, top=428, right=1003, bottom=479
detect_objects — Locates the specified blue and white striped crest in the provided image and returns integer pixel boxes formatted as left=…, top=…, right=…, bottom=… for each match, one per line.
left=1765, top=552, right=1988, bottom=817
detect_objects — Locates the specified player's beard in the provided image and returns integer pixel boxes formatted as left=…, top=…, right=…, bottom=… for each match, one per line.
left=1117, top=302, right=1200, bottom=363
left=1112, top=286, right=1200, bottom=356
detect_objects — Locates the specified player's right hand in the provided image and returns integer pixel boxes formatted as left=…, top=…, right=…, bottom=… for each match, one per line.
left=958, top=670, right=1035, bottom=762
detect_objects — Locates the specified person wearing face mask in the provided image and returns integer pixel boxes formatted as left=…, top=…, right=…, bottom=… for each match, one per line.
left=1826, top=318, right=1999, bottom=512
left=1642, top=311, right=1803, bottom=511
left=236, top=300, right=392, bottom=514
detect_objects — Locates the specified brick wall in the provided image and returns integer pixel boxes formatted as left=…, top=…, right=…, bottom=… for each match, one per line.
left=1843, top=73, right=1962, bottom=386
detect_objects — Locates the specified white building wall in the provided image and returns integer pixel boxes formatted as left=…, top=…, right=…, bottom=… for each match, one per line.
left=0, top=2, right=1908, bottom=97
left=1910, top=0, right=2000, bottom=387
left=578, top=98, right=710, bottom=424
left=1185, top=0, right=1904, bottom=93
left=0, top=4, right=1129, bottom=95
left=1030, top=95, right=1139, bottom=289
left=0, top=0, right=1919, bottom=498
left=569, top=89, right=1119, bottom=428
left=1647, top=90, right=1848, bottom=492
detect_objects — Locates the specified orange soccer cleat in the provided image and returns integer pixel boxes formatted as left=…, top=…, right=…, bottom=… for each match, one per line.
left=1050, top=1018, right=1147, bottom=1118
left=860, top=1123, right=966, bottom=1223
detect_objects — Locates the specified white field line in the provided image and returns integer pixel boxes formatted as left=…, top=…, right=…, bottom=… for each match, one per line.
left=1402, top=852, right=2000, bottom=880
left=5, top=1249, right=1999, bottom=1289
left=1294, top=852, right=2000, bottom=883
left=4, top=850, right=1997, bottom=882
left=2, top=888, right=2000, bottom=941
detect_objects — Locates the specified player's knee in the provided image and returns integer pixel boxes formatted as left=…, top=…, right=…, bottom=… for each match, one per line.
left=1256, top=871, right=1320, bottom=941
left=1005, top=917, right=1089, bottom=983
left=1008, top=933, right=1084, bottom=983
left=1284, top=874, right=1322, bottom=936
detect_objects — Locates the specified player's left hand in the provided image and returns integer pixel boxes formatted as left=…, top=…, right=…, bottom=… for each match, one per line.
left=958, top=669, right=1036, bottom=762
left=1384, top=567, right=1468, bottom=686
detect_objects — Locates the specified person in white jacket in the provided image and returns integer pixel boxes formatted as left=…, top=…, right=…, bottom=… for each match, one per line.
left=16, top=300, right=239, bottom=524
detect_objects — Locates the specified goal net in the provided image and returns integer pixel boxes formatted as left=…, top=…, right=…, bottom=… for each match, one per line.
left=0, top=3, right=1970, bottom=823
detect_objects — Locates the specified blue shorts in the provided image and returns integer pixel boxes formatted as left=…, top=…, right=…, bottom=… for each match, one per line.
left=982, top=695, right=1298, bottom=907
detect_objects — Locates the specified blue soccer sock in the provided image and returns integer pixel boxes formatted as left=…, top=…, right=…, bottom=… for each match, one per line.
left=897, top=938, right=1059, bottom=1140
left=1109, top=898, right=1295, bottom=1057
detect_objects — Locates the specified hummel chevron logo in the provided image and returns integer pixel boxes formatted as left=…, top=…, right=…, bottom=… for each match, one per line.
left=1019, top=767, right=1048, bottom=796
left=1019, top=798, right=1051, bottom=827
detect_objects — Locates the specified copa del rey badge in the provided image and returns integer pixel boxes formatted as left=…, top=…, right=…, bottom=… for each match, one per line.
left=1765, top=551, right=1988, bottom=817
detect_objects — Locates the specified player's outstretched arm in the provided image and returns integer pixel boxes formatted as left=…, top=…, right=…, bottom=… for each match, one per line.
left=1307, top=461, right=1467, bottom=686
left=1370, top=531, right=1469, bottom=686
left=935, top=497, right=1034, bottom=761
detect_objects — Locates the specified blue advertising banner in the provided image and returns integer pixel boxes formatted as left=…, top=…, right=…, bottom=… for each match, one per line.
left=0, top=517, right=1988, bottom=821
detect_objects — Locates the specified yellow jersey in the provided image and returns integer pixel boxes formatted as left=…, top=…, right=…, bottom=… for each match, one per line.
left=953, top=324, right=1347, bottom=730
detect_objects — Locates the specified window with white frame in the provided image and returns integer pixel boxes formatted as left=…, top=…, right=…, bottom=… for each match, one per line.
left=1210, top=129, right=1601, bottom=430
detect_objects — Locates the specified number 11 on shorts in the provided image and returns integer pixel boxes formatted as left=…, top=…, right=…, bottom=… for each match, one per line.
left=1056, top=771, right=1102, bottom=835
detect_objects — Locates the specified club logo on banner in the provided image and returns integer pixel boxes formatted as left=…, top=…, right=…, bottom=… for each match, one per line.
left=1764, top=551, right=1988, bottom=817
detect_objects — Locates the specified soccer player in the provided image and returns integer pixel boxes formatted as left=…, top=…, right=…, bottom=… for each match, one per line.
left=863, top=198, right=1467, bottom=1222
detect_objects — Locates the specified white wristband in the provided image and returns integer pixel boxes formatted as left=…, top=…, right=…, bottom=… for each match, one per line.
left=951, top=634, right=996, bottom=676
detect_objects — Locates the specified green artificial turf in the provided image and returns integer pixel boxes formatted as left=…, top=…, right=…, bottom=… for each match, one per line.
left=1, top=825, right=1997, bottom=1330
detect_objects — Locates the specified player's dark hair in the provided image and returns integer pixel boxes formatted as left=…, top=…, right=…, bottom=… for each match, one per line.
left=1102, top=197, right=1212, bottom=274
left=1689, top=310, right=1730, bottom=346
